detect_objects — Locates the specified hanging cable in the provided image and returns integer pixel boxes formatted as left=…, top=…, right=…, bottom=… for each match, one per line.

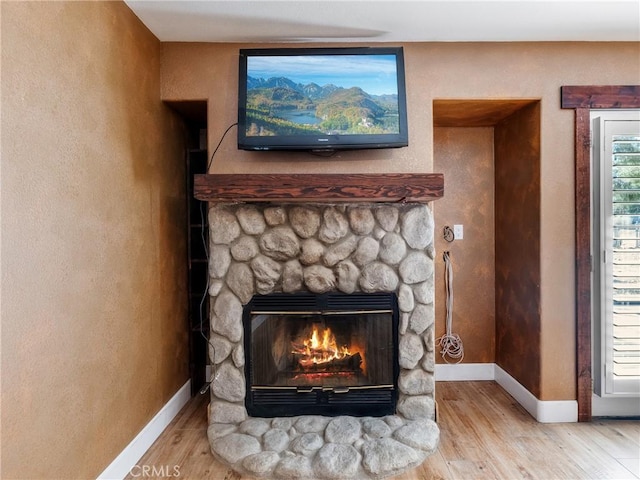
left=437, top=251, right=464, bottom=363
left=207, top=122, right=238, bottom=170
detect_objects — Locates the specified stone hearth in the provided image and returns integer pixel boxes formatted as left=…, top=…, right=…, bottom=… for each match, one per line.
left=206, top=202, right=439, bottom=479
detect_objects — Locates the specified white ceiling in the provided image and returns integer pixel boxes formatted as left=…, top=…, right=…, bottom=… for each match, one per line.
left=124, top=0, right=640, bottom=43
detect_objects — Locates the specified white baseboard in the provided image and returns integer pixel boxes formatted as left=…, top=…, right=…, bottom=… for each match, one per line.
left=494, top=365, right=578, bottom=423
left=435, top=363, right=578, bottom=423
left=435, top=362, right=495, bottom=381
left=97, top=380, right=191, bottom=480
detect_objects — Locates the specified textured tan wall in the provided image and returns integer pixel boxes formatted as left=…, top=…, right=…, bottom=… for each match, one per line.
left=433, top=128, right=496, bottom=364
left=1, top=2, right=189, bottom=478
left=161, top=41, right=640, bottom=401
left=495, top=103, right=543, bottom=398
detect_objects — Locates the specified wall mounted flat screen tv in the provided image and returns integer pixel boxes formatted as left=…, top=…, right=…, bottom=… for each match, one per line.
left=238, top=47, right=408, bottom=152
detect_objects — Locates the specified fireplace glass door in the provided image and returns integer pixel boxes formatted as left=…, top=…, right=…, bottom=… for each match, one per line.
left=243, top=292, right=399, bottom=417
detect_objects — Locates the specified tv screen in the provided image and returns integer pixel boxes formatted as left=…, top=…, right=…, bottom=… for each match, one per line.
left=237, top=47, right=408, bottom=152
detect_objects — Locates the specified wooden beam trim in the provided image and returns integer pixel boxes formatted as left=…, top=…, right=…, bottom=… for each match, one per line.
left=194, top=173, right=444, bottom=203
left=575, top=108, right=592, bottom=423
left=561, top=85, right=640, bottom=109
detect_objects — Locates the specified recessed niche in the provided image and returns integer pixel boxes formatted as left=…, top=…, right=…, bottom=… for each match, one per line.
left=433, top=98, right=542, bottom=398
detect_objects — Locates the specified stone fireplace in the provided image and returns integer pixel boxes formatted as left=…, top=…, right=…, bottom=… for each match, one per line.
left=204, top=199, right=440, bottom=479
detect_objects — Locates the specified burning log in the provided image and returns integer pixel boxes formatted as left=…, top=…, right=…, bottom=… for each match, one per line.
left=294, top=352, right=362, bottom=372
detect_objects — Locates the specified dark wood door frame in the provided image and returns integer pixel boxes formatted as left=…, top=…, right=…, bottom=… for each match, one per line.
left=561, top=85, right=640, bottom=422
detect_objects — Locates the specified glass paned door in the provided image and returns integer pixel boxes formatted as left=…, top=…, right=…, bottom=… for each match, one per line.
left=601, top=117, right=640, bottom=395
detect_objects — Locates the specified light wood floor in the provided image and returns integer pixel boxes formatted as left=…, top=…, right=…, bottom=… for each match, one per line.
left=127, top=382, right=640, bottom=479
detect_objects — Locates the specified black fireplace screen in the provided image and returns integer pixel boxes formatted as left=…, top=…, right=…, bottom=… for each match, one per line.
left=243, top=292, right=399, bottom=417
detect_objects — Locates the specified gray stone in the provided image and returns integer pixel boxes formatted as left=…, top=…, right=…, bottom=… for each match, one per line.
left=426, top=243, right=436, bottom=260
left=398, top=284, right=415, bottom=312
left=208, top=401, right=247, bottom=424
left=379, top=232, right=407, bottom=265
left=242, top=451, right=280, bottom=475
left=232, top=343, right=244, bottom=368
left=375, top=206, right=399, bottom=232
left=237, top=206, right=266, bottom=235
left=399, top=252, right=433, bottom=285
left=361, top=437, right=423, bottom=476
left=208, top=279, right=223, bottom=297
left=291, top=432, right=324, bottom=455
left=263, top=428, right=290, bottom=452
left=393, top=419, right=440, bottom=451
left=399, top=312, right=409, bottom=335
left=396, top=395, right=436, bottom=420
left=211, top=433, right=261, bottom=465
left=264, top=206, right=287, bottom=226
left=230, top=236, right=259, bottom=262
left=352, top=237, right=379, bottom=267
left=398, top=369, right=435, bottom=395
left=373, top=226, right=387, bottom=240
left=212, top=362, right=245, bottom=402
left=282, top=259, right=303, bottom=293
left=401, top=205, right=434, bottom=250
left=274, top=455, right=314, bottom=479
left=398, top=333, right=424, bottom=369
left=209, top=244, right=231, bottom=278
left=361, top=418, right=392, bottom=439
left=207, top=422, right=236, bottom=440
left=272, top=417, right=294, bottom=431
left=319, top=207, right=349, bottom=244
left=300, top=238, right=325, bottom=265
left=251, top=255, right=282, bottom=294
left=209, top=333, right=232, bottom=364
left=314, top=443, right=361, bottom=479
left=413, top=279, right=434, bottom=304
left=303, top=265, right=336, bottom=293
left=422, top=353, right=435, bottom=373
left=290, top=206, right=321, bottom=239
left=325, top=416, right=362, bottom=444
left=423, top=326, right=435, bottom=352
left=239, top=418, right=271, bottom=437
left=209, top=206, right=241, bottom=244
left=335, top=260, right=360, bottom=294
left=259, top=227, right=300, bottom=261
left=323, top=235, right=358, bottom=267
left=384, top=415, right=405, bottom=430
left=295, top=415, right=330, bottom=433
left=359, top=262, right=399, bottom=293
left=225, top=262, right=254, bottom=304
left=212, top=291, right=243, bottom=343
left=409, top=303, right=434, bottom=335
left=348, top=207, right=375, bottom=235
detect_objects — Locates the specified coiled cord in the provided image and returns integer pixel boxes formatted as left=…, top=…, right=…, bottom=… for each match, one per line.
left=437, top=251, right=464, bottom=363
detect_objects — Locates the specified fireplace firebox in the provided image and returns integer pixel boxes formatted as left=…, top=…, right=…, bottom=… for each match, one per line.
left=243, top=292, right=399, bottom=417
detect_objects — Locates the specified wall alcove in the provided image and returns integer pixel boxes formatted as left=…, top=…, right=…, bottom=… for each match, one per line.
left=432, top=99, right=542, bottom=397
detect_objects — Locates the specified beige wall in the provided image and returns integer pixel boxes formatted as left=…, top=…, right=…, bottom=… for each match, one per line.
left=162, top=41, right=640, bottom=401
left=433, top=127, right=496, bottom=364
left=1, top=2, right=189, bottom=478
left=495, top=102, right=543, bottom=397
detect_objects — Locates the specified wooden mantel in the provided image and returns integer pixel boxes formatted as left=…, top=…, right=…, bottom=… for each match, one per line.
left=194, top=173, right=444, bottom=203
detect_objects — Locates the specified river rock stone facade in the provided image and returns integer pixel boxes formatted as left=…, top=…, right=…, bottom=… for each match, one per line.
left=207, top=202, right=439, bottom=479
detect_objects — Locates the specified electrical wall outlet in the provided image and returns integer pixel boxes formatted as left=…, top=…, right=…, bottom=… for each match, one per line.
left=453, top=224, right=464, bottom=240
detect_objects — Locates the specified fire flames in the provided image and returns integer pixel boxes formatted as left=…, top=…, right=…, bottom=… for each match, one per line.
left=292, top=326, right=354, bottom=368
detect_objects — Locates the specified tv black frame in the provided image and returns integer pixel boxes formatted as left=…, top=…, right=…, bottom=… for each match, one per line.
left=237, top=46, right=408, bottom=152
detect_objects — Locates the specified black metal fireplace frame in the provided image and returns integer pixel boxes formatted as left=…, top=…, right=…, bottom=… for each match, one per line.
left=243, top=291, right=399, bottom=417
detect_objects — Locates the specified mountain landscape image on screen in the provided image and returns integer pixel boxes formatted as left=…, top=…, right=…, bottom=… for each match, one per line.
left=245, top=75, right=400, bottom=137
